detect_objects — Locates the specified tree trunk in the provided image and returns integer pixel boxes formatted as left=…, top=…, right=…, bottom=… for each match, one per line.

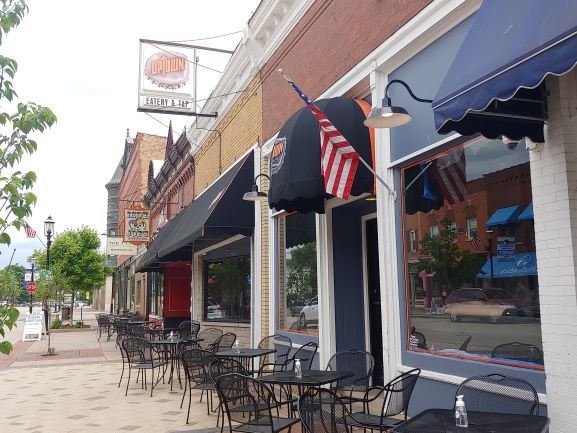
left=70, top=292, right=75, bottom=324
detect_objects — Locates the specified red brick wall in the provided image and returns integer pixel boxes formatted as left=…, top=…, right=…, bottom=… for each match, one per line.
left=261, top=0, right=432, bottom=140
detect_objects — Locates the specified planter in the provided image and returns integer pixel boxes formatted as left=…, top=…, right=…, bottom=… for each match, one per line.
left=50, top=326, right=92, bottom=333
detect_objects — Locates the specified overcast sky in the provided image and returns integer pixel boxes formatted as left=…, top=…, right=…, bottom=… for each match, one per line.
left=0, top=0, right=260, bottom=268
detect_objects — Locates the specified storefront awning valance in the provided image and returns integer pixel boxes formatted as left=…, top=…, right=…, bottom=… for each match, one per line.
left=486, top=205, right=520, bottom=227
left=268, top=97, right=375, bottom=214
left=156, top=151, right=254, bottom=261
left=477, top=252, right=538, bottom=279
left=433, top=0, right=577, bottom=142
left=517, top=203, right=534, bottom=221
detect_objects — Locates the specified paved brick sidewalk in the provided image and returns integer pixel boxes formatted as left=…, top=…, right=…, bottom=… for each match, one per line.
left=0, top=309, right=220, bottom=433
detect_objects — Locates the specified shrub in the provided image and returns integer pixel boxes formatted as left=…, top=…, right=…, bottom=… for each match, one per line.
left=73, top=321, right=84, bottom=328
left=51, top=319, right=62, bottom=329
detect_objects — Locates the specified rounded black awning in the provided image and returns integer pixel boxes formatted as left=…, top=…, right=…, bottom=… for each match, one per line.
left=268, top=97, right=375, bottom=214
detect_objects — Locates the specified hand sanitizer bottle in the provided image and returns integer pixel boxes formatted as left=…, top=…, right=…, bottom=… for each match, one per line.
left=294, top=359, right=303, bottom=379
left=233, top=339, right=240, bottom=353
left=169, top=331, right=174, bottom=341
left=455, top=395, right=468, bottom=428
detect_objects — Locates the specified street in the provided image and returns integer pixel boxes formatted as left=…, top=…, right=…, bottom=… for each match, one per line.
left=411, top=314, right=542, bottom=356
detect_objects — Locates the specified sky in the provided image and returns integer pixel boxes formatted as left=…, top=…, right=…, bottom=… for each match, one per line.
left=0, top=0, right=261, bottom=268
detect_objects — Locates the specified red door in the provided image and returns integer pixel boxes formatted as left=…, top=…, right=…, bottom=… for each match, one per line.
left=163, top=262, right=191, bottom=318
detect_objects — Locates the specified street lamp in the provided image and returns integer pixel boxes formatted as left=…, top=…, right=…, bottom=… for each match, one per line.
left=486, top=229, right=495, bottom=287
left=242, top=174, right=270, bottom=202
left=43, top=215, right=56, bottom=356
left=29, top=258, right=35, bottom=314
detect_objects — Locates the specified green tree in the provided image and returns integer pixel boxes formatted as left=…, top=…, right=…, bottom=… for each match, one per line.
left=418, top=219, right=485, bottom=293
left=286, top=242, right=317, bottom=304
left=0, top=263, right=24, bottom=305
left=48, top=227, right=109, bottom=322
left=0, top=1, right=56, bottom=248
left=0, top=305, right=18, bottom=355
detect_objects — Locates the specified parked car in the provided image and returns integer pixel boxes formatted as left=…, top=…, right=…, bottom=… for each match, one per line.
left=290, top=300, right=306, bottom=317
left=206, top=298, right=223, bottom=319
left=444, top=288, right=531, bottom=323
left=299, top=296, right=318, bottom=326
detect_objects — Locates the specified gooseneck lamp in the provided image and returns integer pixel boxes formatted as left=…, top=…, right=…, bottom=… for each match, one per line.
left=364, top=79, right=433, bottom=129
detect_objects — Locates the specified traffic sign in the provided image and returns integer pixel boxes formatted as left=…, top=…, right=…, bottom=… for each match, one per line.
left=27, top=281, right=37, bottom=294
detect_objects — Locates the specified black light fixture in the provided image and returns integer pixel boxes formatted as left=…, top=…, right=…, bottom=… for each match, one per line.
left=364, top=79, right=433, bottom=129
left=243, top=174, right=270, bottom=202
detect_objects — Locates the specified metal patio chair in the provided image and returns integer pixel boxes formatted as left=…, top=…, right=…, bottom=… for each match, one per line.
left=299, top=387, right=353, bottom=433
left=217, top=373, right=299, bottom=433
left=180, top=348, right=218, bottom=422
left=209, top=358, right=249, bottom=433
left=122, top=336, right=167, bottom=397
left=348, top=368, right=421, bottom=432
left=198, top=327, right=223, bottom=350
left=491, top=342, right=544, bottom=365
left=455, top=373, right=539, bottom=415
left=326, top=349, right=375, bottom=408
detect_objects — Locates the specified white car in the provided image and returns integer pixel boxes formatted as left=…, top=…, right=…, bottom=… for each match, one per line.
left=299, top=297, right=318, bottom=327
left=207, top=299, right=223, bottom=319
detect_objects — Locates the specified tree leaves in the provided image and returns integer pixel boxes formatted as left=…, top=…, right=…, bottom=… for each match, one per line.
left=0, top=305, right=19, bottom=355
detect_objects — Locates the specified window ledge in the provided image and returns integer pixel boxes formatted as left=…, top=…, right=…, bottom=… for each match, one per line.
left=397, top=365, right=547, bottom=404
left=200, top=321, right=251, bottom=328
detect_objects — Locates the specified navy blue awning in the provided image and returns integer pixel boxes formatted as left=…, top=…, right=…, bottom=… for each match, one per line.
left=477, top=252, right=538, bottom=279
left=486, top=205, right=520, bottom=227
left=517, top=203, right=534, bottom=221
left=433, top=0, right=577, bottom=142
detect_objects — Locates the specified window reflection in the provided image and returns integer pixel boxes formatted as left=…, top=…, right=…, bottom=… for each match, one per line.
left=403, top=137, right=543, bottom=368
left=278, top=212, right=318, bottom=334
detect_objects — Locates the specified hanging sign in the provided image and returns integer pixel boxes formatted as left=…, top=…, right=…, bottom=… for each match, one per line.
left=138, top=40, right=196, bottom=114
left=124, top=209, right=150, bottom=244
left=106, top=236, right=138, bottom=255
left=27, top=282, right=37, bottom=294
left=497, top=236, right=515, bottom=261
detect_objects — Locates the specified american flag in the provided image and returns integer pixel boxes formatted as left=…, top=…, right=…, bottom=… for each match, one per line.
left=24, top=222, right=36, bottom=238
left=283, top=76, right=360, bottom=200
left=433, top=148, right=466, bottom=204
left=470, top=231, right=481, bottom=251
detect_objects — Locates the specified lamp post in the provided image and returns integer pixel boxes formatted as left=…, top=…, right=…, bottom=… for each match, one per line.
left=44, top=215, right=55, bottom=356
left=29, top=259, right=35, bottom=314
left=486, top=229, right=495, bottom=287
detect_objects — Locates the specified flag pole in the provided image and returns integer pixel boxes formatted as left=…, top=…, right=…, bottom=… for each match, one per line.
left=278, top=69, right=397, bottom=199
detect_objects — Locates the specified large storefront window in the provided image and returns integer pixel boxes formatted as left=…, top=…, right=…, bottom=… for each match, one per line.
left=150, top=272, right=163, bottom=316
left=402, top=136, right=543, bottom=369
left=278, top=212, right=318, bottom=334
left=203, top=240, right=251, bottom=322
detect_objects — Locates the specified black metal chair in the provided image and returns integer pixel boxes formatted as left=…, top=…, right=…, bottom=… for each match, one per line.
left=410, top=326, right=427, bottom=349
left=257, top=334, right=292, bottom=373
left=96, top=314, right=112, bottom=341
left=286, top=342, right=318, bottom=371
left=198, top=327, right=223, bottom=350
left=491, top=342, right=544, bottom=365
left=455, top=373, right=539, bottom=415
left=217, top=373, right=299, bottom=433
left=299, top=387, right=353, bottom=433
left=122, top=336, right=167, bottom=397
left=209, top=358, right=249, bottom=432
left=116, top=332, right=130, bottom=387
left=326, top=349, right=375, bottom=408
left=348, top=368, right=421, bottom=432
left=211, top=332, right=236, bottom=352
left=181, top=348, right=219, bottom=421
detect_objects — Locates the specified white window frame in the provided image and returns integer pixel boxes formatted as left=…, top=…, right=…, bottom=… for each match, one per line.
left=466, top=217, right=478, bottom=240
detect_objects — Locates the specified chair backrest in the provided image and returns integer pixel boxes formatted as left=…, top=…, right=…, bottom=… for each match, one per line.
left=177, top=339, right=201, bottom=354
left=96, top=314, right=110, bottom=327
left=198, top=327, right=223, bottom=349
left=379, top=368, right=421, bottom=418
left=116, top=332, right=130, bottom=358
left=214, top=332, right=236, bottom=352
left=258, top=334, right=292, bottom=364
left=208, top=358, right=248, bottom=384
left=122, top=336, right=146, bottom=363
left=455, top=374, right=539, bottom=415
left=181, top=348, right=218, bottom=385
left=216, top=373, right=277, bottom=430
left=299, top=387, right=352, bottom=433
left=289, top=342, right=318, bottom=370
left=127, top=323, right=145, bottom=338
left=491, top=342, right=544, bottom=365
left=326, top=349, right=374, bottom=390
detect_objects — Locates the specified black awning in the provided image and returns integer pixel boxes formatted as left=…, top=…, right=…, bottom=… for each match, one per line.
left=135, top=209, right=188, bottom=273
left=156, top=151, right=254, bottom=260
left=433, top=0, right=577, bottom=142
left=268, top=97, right=374, bottom=214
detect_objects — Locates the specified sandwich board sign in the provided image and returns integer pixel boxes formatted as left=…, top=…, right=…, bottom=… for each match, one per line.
left=22, top=313, right=43, bottom=341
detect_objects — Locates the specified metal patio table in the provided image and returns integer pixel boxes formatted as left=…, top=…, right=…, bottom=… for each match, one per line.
left=215, top=348, right=277, bottom=375
left=391, top=409, right=550, bottom=433
left=151, top=337, right=202, bottom=390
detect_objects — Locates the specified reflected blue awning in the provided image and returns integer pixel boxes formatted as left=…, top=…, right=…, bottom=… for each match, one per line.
left=486, top=205, right=520, bottom=227
left=477, top=252, right=538, bottom=279
left=433, top=0, right=577, bottom=142
left=517, top=203, right=534, bottom=221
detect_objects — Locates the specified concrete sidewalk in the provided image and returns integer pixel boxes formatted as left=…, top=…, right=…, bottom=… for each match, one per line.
left=0, top=309, right=220, bottom=433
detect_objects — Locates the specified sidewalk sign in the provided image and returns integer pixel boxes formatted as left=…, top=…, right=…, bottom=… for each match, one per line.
left=22, top=313, right=44, bottom=341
